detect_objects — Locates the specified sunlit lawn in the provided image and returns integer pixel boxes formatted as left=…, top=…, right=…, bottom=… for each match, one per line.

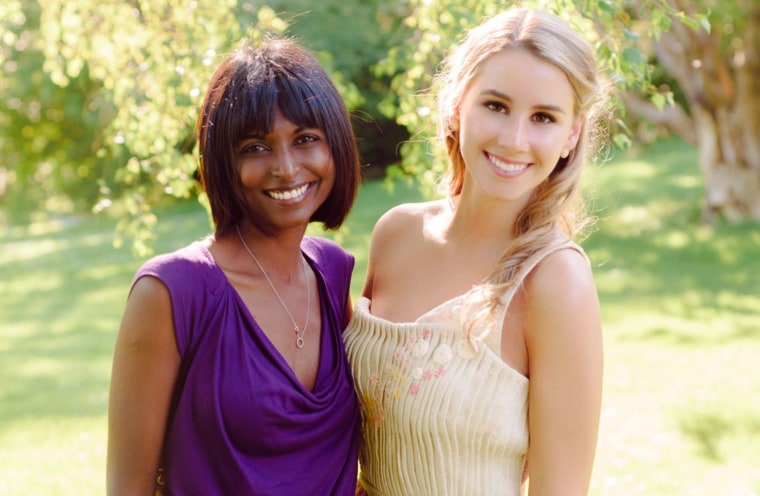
left=583, top=140, right=760, bottom=495
left=1, top=138, right=758, bottom=495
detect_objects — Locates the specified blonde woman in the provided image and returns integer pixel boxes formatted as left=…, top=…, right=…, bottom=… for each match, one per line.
left=345, top=8, right=609, bottom=495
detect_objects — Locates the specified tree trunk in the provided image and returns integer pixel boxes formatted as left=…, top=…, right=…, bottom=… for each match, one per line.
left=692, top=103, right=760, bottom=223
left=624, top=2, right=760, bottom=223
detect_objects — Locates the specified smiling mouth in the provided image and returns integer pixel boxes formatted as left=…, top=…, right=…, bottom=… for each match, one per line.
left=487, top=153, right=530, bottom=173
left=266, top=183, right=310, bottom=201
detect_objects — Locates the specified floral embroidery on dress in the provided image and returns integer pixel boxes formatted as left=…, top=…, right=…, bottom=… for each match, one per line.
left=358, top=297, right=490, bottom=427
left=433, top=344, right=453, bottom=365
left=411, top=339, right=429, bottom=357
left=360, top=324, right=476, bottom=425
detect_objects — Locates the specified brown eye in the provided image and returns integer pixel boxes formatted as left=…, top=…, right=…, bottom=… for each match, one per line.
left=239, top=142, right=268, bottom=155
left=485, top=101, right=507, bottom=113
left=296, top=134, right=320, bottom=145
left=533, top=113, right=555, bottom=124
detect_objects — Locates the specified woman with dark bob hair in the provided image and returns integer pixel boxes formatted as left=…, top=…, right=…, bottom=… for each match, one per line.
left=107, top=36, right=362, bottom=495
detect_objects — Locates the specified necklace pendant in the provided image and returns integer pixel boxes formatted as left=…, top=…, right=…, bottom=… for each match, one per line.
left=236, top=225, right=310, bottom=352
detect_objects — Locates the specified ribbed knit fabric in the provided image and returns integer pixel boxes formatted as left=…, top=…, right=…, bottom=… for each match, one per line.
left=345, top=241, right=583, bottom=496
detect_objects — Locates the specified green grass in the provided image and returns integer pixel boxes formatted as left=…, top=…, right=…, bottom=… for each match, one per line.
left=582, top=139, right=760, bottom=495
left=1, top=138, right=759, bottom=495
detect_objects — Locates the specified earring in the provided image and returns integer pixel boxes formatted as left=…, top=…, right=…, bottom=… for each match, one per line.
left=561, top=148, right=570, bottom=159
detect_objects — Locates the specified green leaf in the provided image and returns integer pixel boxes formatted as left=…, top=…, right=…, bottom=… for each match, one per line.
left=651, top=92, right=667, bottom=110
left=597, top=0, right=619, bottom=13
left=622, top=47, right=647, bottom=66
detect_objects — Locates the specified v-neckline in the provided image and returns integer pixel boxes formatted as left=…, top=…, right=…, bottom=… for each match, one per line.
left=197, top=241, right=327, bottom=394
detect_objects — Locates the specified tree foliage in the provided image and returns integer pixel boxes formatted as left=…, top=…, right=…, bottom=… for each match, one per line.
left=5, top=0, right=755, bottom=256
left=1, top=0, right=110, bottom=216
left=33, top=0, right=284, bottom=254
left=619, top=0, right=760, bottom=222
left=1, top=0, right=361, bottom=254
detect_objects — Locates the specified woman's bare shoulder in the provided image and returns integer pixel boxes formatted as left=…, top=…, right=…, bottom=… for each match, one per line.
left=528, top=247, right=595, bottom=303
left=522, top=246, right=600, bottom=345
left=372, top=199, right=447, bottom=238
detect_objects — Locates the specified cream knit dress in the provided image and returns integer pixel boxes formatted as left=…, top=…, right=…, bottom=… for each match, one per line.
left=344, top=242, right=583, bottom=496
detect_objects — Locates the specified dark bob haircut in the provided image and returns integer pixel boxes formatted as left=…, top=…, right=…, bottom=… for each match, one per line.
left=196, top=36, right=361, bottom=235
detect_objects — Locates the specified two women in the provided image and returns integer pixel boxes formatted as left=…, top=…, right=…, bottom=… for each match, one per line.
left=108, top=7, right=608, bottom=494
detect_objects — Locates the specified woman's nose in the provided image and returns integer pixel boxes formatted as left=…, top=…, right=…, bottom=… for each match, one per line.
left=500, top=117, right=530, bottom=151
left=271, top=148, right=298, bottom=178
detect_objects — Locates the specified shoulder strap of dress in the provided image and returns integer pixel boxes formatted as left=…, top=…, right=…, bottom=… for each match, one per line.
left=496, top=240, right=588, bottom=322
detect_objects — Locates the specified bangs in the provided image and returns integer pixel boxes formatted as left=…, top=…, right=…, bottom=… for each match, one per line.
left=229, top=72, right=323, bottom=144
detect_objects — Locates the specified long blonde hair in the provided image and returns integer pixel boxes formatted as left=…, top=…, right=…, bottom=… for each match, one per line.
left=434, top=8, right=611, bottom=330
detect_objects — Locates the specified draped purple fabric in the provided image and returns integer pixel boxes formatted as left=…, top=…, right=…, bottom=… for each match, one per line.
left=133, top=237, right=359, bottom=495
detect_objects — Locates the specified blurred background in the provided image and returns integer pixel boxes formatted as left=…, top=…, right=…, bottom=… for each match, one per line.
left=1, top=0, right=758, bottom=494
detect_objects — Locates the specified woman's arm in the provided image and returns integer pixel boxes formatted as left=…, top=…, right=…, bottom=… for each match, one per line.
left=524, top=249, right=603, bottom=496
left=107, top=276, right=181, bottom=496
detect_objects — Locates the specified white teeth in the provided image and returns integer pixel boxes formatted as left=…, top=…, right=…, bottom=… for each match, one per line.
left=489, top=154, right=528, bottom=173
left=268, top=183, right=309, bottom=200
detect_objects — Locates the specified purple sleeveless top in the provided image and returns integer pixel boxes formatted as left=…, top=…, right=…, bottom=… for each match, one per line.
left=133, top=236, right=360, bottom=495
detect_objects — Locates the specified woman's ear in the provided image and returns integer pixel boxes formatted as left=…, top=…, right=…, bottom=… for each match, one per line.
left=450, top=107, right=461, bottom=133
left=566, top=116, right=583, bottom=152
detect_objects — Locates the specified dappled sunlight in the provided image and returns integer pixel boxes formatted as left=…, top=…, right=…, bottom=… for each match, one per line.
left=594, top=339, right=760, bottom=495
left=588, top=140, right=705, bottom=238
left=593, top=158, right=659, bottom=184
left=2, top=214, right=87, bottom=240
left=678, top=407, right=735, bottom=463
left=710, top=227, right=760, bottom=267
left=615, top=205, right=662, bottom=230
left=593, top=265, right=660, bottom=296
left=598, top=198, right=700, bottom=237
left=672, top=352, right=760, bottom=473
left=601, top=293, right=758, bottom=344
left=714, top=291, right=760, bottom=315
left=586, top=141, right=757, bottom=355
left=591, top=266, right=627, bottom=294
left=0, top=416, right=106, bottom=495
left=1, top=323, right=112, bottom=417
left=670, top=174, right=701, bottom=189
left=660, top=230, right=690, bottom=249
left=1, top=237, right=64, bottom=263
left=3, top=273, right=65, bottom=307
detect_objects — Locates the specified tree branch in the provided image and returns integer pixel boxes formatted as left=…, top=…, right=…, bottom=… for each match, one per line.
left=620, top=91, right=697, bottom=144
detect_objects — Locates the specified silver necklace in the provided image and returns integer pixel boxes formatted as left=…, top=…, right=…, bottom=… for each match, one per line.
left=236, top=225, right=310, bottom=349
